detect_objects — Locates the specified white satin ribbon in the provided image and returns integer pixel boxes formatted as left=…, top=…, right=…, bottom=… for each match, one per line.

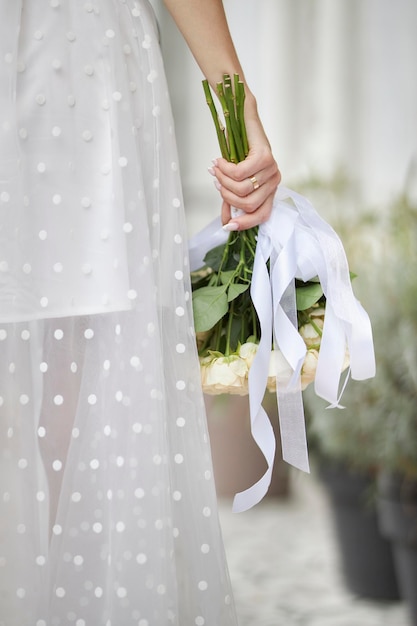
left=189, top=186, right=376, bottom=512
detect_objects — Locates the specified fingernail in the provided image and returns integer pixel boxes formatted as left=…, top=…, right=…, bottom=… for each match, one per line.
left=207, top=166, right=215, bottom=176
left=213, top=179, right=221, bottom=191
left=211, top=158, right=218, bottom=166
left=222, top=221, right=239, bottom=232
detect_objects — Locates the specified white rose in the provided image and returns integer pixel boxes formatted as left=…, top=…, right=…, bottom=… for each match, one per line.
left=266, top=350, right=293, bottom=392
left=238, top=342, right=258, bottom=369
left=299, top=318, right=323, bottom=349
left=201, top=354, right=249, bottom=395
left=310, top=306, right=325, bottom=318
left=301, top=349, right=319, bottom=390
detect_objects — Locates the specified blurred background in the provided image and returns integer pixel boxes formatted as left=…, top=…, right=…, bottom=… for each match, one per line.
left=151, top=1, right=417, bottom=624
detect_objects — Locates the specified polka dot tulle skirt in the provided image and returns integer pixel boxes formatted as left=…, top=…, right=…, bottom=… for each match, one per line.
left=0, top=2, right=237, bottom=624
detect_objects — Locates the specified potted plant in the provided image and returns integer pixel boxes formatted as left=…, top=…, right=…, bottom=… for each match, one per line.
left=368, top=191, right=417, bottom=625
left=300, top=178, right=402, bottom=601
left=304, top=377, right=401, bottom=601
left=307, top=185, right=417, bottom=618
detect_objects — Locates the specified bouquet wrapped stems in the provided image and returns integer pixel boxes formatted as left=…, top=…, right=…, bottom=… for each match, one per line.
left=202, top=75, right=248, bottom=163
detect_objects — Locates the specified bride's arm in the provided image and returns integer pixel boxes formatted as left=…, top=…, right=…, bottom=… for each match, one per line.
left=163, top=0, right=281, bottom=230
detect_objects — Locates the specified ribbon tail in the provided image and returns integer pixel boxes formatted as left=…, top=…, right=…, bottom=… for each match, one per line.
left=276, top=384, right=310, bottom=472
left=273, top=280, right=310, bottom=474
left=232, top=405, right=276, bottom=513
left=267, top=221, right=310, bottom=474
left=348, top=301, right=376, bottom=380
left=233, top=237, right=275, bottom=512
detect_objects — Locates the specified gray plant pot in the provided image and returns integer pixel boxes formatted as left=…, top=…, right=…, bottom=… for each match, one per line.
left=377, top=472, right=417, bottom=625
left=319, top=462, right=400, bottom=600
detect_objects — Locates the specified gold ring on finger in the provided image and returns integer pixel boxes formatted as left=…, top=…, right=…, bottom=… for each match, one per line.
left=249, top=175, right=260, bottom=191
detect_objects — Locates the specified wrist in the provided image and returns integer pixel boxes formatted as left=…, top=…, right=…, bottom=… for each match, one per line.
left=244, top=91, right=265, bottom=135
left=243, top=90, right=258, bottom=117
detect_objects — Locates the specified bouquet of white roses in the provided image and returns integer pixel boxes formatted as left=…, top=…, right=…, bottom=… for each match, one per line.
left=189, top=75, right=375, bottom=512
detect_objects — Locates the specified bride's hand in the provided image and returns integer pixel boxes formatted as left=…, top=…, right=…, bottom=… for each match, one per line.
left=209, top=108, right=281, bottom=231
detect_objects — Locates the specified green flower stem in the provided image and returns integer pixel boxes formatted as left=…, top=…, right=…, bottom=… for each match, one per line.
left=309, top=318, right=323, bottom=337
left=216, top=234, right=236, bottom=284
left=235, top=77, right=249, bottom=157
left=242, top=228, right=258, bottom=258
left=202, top=80, right=229, bottom=160
left=240, top=319, right=247, bottom=346
left=240, top=229, right=257, bottom=279
left=298, top=312, right=323, bottom=337
left=203, top=74, right=249, bottom=165
left=240, top=236, right=247, bottom=265
left=224, top=84, right=245, bottom=162
left=225, top=300, right=235, bottom=356
left=223, top=73, right=232, bottom=91
left=198, top=75, right=264, bottom=355
left=251, top=304, right=258, bottom=338
left=215, top=229, right=256, bottom=288
left=216, top=82, right=238, bottom=163
left=213, top=319, right=223, bottom=353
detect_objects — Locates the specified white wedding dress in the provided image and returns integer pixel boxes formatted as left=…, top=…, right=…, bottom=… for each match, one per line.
left=0, top=1, right=237, bottom=624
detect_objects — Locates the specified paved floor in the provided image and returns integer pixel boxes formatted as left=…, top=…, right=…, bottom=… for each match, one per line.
left=218, top=471, right=411, bottom=626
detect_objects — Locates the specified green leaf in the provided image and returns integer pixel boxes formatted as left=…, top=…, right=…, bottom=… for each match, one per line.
left=227, top=282, right=249, bottom=302
left=296, top=283, right=324, bottom=310
left=192, top=286, right=228, bottom=332
left=220, top=270, right=236, bottom=285
left=203, top=244, right=227, bottom=272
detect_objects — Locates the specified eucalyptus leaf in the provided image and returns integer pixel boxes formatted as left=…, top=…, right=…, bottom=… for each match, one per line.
left=192, top=285, right=228, bottom=332
left=227, top=282, right=249, bottom=302
left=296, top=283, right=324, bottom=311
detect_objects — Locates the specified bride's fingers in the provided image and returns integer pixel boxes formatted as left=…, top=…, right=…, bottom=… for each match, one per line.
left=210, top=162, right=278, bottom=198
left=222, top=195, right=274, bottom=231
left=210, top=146, right=281, bottom=229
left=221, top=200, right=231, bottom=226
left=217, top=174, right=279, bottom=214
left=214, top=150, right=279, bottom=182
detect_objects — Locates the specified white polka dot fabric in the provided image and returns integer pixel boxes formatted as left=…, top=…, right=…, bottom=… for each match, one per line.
left=0, top=1, right=237, bottom=624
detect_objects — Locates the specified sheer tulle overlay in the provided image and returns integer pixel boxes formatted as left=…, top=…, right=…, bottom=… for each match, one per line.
left=0, top=2, right=237, bottom=624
